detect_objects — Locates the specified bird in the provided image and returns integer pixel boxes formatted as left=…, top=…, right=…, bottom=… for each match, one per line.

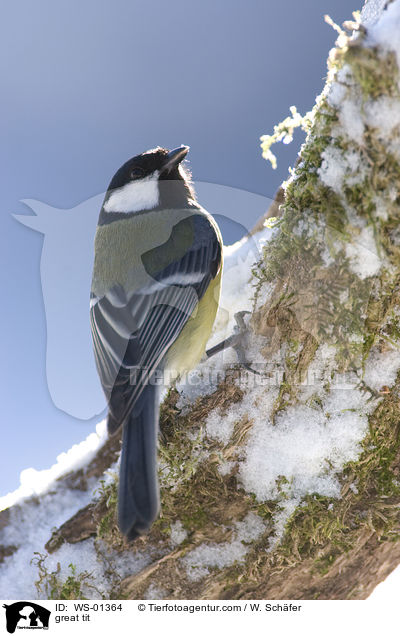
left=90, top=146, right=223, bottom=541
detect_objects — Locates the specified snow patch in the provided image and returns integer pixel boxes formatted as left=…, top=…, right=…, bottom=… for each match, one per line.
left=368, top=0, right=400, bottom=69
left=318, top=147, right=347, bottom=193
left=202, top=342, right=375, bottom=545
left=345, top=226, right=382, bottom=279
left=183, top=512, right=265, bottom=581
left=240, top=392, right=369, bottom=504
left=364, top=96, right=400, bottom=139
left=0, top=420, right=152, bottom=600
left=339, top=99, right=365, bottom=144
left=206, top=409, right=238, bottom=445
left=144, top=583, right=165, bottom=599
left=218, top=460, right=235, bottom=476
left=363, top=347, right=400, bottom=391
left=170, top=520, right=188, bottom=546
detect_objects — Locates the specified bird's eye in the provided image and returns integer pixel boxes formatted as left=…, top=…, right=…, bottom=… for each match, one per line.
left=130, top=167, right=144, bottom=179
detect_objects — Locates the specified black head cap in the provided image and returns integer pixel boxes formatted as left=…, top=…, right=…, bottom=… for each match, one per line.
left=101, top=146, right=194, bottom=219
left=107, top=146, right=189, bottom=190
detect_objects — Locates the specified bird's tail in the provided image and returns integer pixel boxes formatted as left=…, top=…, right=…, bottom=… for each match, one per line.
left=118, top=383, right=160, bottom=541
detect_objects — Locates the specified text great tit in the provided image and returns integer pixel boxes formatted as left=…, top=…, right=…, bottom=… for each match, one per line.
left=90, top=146, right=223, bottom=541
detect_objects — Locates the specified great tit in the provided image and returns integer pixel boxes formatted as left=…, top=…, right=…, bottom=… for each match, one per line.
left=90, top=146, right=223, bottom=540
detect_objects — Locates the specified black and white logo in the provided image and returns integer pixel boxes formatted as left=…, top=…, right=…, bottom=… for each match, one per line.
left=2, top=602, right=50, bottom=633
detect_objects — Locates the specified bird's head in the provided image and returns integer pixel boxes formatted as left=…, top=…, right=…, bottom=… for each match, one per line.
left=102, top=146, right=193, bottom=217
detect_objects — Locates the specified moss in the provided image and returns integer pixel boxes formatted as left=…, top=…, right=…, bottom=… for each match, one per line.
left=94, top=474, right=122, bottom=549
left=32, top=553, right=102, bottom=600
left=346, top=46, right=399, bottom=100
left=254, top=18, right=400, bottom=375
left=274, top=373, right=400, bottom=563
left=234, top=11, right=400, bottom=584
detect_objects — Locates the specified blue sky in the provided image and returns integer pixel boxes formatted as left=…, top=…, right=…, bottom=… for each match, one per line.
left=2, top=0, right=353, bottom=496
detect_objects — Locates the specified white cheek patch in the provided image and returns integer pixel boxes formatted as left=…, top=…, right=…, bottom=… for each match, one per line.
left=104, top=171, right=160, bottom=213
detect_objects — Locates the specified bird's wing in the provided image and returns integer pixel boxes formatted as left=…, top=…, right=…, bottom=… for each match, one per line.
left=90, top=213, right=221, bottom=433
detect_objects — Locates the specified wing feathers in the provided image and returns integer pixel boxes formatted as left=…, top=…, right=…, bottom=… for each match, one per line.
left=91, top=212, right=221, bottom=432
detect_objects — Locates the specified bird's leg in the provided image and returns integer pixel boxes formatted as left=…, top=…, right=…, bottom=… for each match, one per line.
left=205, top=311, right=262, bottom=375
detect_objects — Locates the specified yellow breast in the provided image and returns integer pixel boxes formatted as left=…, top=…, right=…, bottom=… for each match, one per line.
left=164, top=267, right=222, bottom=378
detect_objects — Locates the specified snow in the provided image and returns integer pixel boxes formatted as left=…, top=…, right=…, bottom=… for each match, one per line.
left=0, top=420, right=108, bottom=512
left=240, top=391, right=369, bottom=505
left=182, top=512, right=265, bottom=581
left=364, top=96, right=400, bottom=140
left=212, top=341, right=376, bottom=544
left=345, top=225, right=382, bottom=279
left=318, top=146, right=351, bottom=193
left=0, top=421, right=152, bottom=599
left=0, top=487, right=93, bottom=599
left=0, top=463, right=152, bottom=599
left=182, top=295, right=399, bottom=547
left=2, top=485, right=110, bottom=599
left=318, top=144, right=365, bottom=194
left=34, top=538, right=150, bottom=600
left=170, top=520, right=188, bottom=546
left=206, top=406, right=242, bottom=445
left=339, top=99, right=365, bottom=145
left=363, top=347, right=400, bottom=391
left=192, top=333, right=379, bottom=548
left=144, top=583, right=165, bottom=599
left=368, top=0, right=400, bottom=68
left=218, top=460, right=235, bottom=476
left=326, top=80, right=347, bottom=109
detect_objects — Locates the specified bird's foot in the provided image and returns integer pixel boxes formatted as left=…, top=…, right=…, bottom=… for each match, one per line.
left=205, top=311, right=262, bottom=375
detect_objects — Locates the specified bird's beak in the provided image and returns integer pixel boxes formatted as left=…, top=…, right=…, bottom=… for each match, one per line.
left=162, top=146, right=190, bottom=173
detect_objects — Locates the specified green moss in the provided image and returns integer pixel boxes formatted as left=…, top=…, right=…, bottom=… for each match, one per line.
left=256, top=500, right=280, bottom=522
left=94, top=474, right=121, bottom=549
left=346, top=46, right=399, bottom=100
left=32, top=553, right=102, bottom=600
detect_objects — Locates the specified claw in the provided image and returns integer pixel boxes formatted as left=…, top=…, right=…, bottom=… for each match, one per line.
left=205, top=310, right=262, bottom=375
left=233, top=310, right=251, bottom=331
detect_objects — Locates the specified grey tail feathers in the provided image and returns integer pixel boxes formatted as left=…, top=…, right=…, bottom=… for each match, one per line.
left=118, top=383, right=160, bottom=541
